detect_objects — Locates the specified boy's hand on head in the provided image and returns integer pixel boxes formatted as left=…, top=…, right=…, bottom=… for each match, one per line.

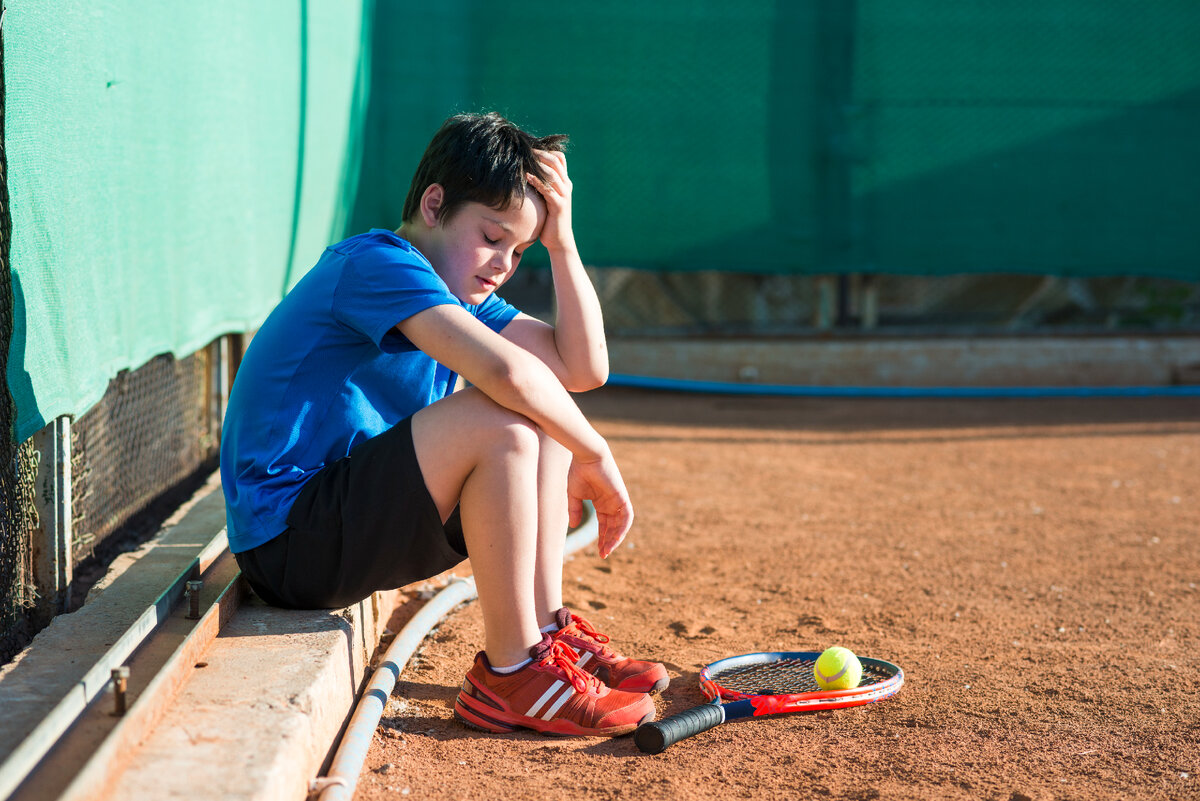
left=527, top=150, right=575, bottom=255
left=566, top=450, right=634, bottom=559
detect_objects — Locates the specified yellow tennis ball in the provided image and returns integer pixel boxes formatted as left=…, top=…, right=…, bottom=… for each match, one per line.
left=814, top=646, right=863, bottom=690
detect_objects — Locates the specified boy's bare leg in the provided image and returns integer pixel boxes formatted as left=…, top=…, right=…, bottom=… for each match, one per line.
left=532, top=430, right=571, bottom=628
left=411, top=388, right=544, bottom=667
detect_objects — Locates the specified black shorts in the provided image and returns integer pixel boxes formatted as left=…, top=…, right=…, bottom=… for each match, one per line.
left=234, top=415, right=467, bottom=609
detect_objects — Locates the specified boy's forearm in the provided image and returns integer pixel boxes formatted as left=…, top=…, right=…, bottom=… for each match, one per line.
left=399, top=306, right=609, bottom=461
left=482, top=344, right=609, bottom=461
left=547, top=243, right=609, bottom=388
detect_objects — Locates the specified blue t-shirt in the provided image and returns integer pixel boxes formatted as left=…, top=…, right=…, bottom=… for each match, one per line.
left=220, top=228, right=520, bottom=553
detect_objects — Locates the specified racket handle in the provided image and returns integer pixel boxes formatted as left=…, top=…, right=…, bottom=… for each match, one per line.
left=635, top=702, right=724, bottom=753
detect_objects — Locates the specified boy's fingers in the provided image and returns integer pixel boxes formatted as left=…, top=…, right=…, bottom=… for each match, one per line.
left=599, top=528, right=628, bottom=560
left=541, top=154, right=566, bottom=176
left=534, top=148, right=566, bottom=167
left=598, top=519, right=619, bottom=559
left=532, top=151, right=570, bottom=186
left=526, top=172, right=560, bottom=198
left=596, top=513, right=611, bottom=556
left=597, top=504, right=632, bottom=559
left=568, top=494, right=583, bottom=529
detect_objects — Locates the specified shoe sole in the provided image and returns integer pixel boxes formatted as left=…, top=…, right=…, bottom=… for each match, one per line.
left=454, top=694, right=653, bottom=737
left=615, top=673, right=670, bottom=695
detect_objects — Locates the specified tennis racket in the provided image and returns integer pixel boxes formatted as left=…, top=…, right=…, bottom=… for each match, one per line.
left=634, top=650, right=904, bottom=754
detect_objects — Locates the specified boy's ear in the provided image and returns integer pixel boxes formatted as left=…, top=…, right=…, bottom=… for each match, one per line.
left=419, top=184, right=445, bottom=227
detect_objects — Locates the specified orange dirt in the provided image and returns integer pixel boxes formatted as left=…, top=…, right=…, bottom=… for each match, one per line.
left=356, top=388, right=1199, bottom=801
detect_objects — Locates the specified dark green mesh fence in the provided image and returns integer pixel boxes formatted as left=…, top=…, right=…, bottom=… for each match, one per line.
left=353, top=0, right=1200, bottom=282
left=850, top=1, right=1199, bottom=280
left=70, top=351, right=219, bottom=566
left=356, top=0, right=1199, bottom=334
left=1, top=21, right=37, bottom=663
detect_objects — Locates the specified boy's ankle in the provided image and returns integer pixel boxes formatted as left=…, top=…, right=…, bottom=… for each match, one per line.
left=490, top=657, right=533, bottom=675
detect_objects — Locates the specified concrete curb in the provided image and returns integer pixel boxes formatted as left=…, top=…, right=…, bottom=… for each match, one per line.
left=0, top=478, right=231, bottom=799
left=100, top=591, right=401, bottom=801
left=610, top=335, right=1200, bottom=388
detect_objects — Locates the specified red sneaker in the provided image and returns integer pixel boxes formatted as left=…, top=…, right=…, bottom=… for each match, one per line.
left=551, top=608, right=670, bottom=694
left=454, top=633, right=655, bottom=736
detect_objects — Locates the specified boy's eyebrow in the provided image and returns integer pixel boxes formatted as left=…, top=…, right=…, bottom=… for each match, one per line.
left=481, top=215, right=538, bottom=246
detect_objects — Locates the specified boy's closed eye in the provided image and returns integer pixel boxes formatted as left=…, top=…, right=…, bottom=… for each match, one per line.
left=483, top=228, right=536, bottom=253
left=482, top=226, right=514, bottom=247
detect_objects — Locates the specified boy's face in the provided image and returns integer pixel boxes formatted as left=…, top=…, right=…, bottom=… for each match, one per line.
left=426, top=190, right=546, bottom=305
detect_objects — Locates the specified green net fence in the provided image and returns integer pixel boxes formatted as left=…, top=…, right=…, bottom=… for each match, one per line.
left=0, top=0, right=368, bottom=659
left=0, top=18, right=39, bottom=662
left=7, top=0, right=1200, bottom=437
left=352, top=0, right=1200, bottom=335
left=70, top=350, right=220, bottom=566
left=4, top=1, right=369, bottom=444
left=353, top=0, right=1200, bottom=283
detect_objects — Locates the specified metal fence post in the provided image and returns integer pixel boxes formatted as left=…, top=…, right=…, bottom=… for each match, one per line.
left=31, top=415, right=73, bottom=623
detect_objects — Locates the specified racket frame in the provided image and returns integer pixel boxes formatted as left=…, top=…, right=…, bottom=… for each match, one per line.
left=635, top=650, right=904, bottom=753
left=699, top=650, right=904, bottom=717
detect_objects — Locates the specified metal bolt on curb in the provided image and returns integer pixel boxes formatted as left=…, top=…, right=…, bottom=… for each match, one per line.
left=186, top=580, right=204, bottom=619
left=112, top=666, right=130, bottom=717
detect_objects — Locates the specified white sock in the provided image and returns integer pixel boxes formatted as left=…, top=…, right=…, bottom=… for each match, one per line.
left=539, top=622, right=560, bottom=634
left=492, top=657, right=533, bottom=674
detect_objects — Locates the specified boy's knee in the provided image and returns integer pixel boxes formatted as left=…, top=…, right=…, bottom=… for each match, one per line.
left=492, top=414, right=540, bottom=455
left=459, top=388, right=539, bottom=453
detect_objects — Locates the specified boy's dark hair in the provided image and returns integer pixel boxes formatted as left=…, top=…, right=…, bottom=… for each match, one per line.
left=402, top=112, right=568, bottom=225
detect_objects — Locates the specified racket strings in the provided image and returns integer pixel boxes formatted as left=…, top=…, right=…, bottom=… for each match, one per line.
left=713, top=657, right=892, bottom=695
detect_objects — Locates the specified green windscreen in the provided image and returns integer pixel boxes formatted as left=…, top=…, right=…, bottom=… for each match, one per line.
left=350, top=0, right=822, bottom=274
left=6, top=1, right=1199, bottom=440
left=353, top=0, right=1200, bottom=279
left=850, top=2, right=1200, bottom=279
left=5, top=1, right=369, bottom=441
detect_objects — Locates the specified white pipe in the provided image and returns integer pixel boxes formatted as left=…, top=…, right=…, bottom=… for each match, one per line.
left=312, top=503, right=599, bottom=801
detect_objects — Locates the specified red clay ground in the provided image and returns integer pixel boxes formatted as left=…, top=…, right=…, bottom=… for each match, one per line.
left=356, top=388, right=1199, bottom=801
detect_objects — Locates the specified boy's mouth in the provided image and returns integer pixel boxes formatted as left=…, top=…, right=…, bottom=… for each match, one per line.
left=476, top=276, right=498, bottom=290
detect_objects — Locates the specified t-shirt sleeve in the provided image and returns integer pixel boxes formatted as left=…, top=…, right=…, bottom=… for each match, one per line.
left=472, top=292, right=522, bottom=333
left=331, top=244, right=459, bottom=352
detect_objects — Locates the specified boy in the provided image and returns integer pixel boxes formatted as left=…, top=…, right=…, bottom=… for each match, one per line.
left=220, top=112, right=666, bottom=736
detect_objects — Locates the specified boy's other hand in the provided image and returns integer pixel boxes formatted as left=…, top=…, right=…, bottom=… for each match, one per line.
left=527, top=150, right=575, bottom=255
left=566, top=451, right=633, bottom=559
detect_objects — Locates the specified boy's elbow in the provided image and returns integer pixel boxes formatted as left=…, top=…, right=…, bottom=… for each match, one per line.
left=588, top=354, right=611, bottom=390
left=564, top=364, right=608, bottom=393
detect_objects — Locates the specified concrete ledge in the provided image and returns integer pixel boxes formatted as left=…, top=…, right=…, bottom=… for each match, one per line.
left=0, top=478, right=228, bottom=766
left=609, top=335, right=1200, bottom=388
left=100, top=592, right=400, bottom=801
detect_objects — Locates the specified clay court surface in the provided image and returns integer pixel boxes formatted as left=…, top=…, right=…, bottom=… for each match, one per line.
left=357, top=388, right=1199, bottom=801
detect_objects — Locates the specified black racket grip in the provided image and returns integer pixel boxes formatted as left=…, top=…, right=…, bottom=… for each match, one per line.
left=635, top=702, right=724, bottom=753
